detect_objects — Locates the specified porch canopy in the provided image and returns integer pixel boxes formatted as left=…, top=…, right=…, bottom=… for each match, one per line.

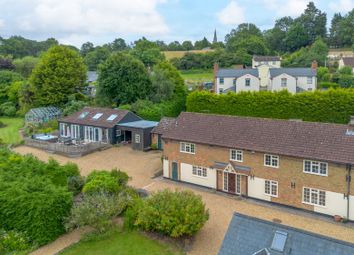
left=211, top=161, right=251, bottom=175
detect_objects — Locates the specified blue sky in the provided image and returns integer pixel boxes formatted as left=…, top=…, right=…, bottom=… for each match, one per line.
left=0, top=0, right=353, bottom=47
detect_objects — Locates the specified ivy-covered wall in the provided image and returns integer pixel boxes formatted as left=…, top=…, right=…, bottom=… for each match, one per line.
left=186, top=89, right=354, bottom=124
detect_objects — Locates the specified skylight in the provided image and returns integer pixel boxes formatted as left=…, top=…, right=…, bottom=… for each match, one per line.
left=107, top=114, right=118, bottom=121
left=79, top=111, right=89, bottom=119
left=271, top=231, right=287, bottom=252
left=92, top=113, right=103, bottom=120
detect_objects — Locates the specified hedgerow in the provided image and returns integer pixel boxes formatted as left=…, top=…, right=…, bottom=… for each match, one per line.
left=0, top=149, right=79, bottom=246
left=186, top=89, right=354, bottom=124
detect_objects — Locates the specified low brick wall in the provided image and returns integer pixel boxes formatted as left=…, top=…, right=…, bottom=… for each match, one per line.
left=24, top=138, right=111, bottom=157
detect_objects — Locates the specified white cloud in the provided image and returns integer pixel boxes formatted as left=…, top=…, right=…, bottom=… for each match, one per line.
left=265, top=0, right=309, bottom=17
left=1, top=0, right=169, bottom=45
left=217, top=1, right=245, bottom=25
left=329, top=0, right=354, bottom=13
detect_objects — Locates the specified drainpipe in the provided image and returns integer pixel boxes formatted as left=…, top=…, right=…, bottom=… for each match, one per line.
left=347, top=164, right=352, bottom=220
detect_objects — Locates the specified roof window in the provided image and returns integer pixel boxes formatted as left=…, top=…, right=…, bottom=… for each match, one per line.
left=107, top=114, right=118, bottom=121
left=92, top=113, right=103, bottom=120
left=271, top=231, right=287, bottom=252
left=79, top=111, right=89, bottom=119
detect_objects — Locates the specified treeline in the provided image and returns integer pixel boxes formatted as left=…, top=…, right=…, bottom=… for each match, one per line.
left=186, top=90, right=354, bottom=124
left=173, top=3, right=353, bottom=70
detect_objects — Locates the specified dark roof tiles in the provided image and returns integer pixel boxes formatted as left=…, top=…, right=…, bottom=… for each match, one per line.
left=217, top=68, right=259, bottom=78
left=60, top=107, right=134, bottom=128
left=342, top=57, right=354, bottom=67
left=163, top=112, right=354, bottom=165
left=151, top=117, right=176, bottom=135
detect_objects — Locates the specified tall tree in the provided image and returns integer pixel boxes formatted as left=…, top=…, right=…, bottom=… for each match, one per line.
left=96, top=53, right=151, bottom=106
left=182, top=41, right=194, bottom=51
left=109, top=38, right=128, bottom=51
left=30, top=45, right=87, bottom=107
left=84, top=46, right=111, bottom=71
left=80, top=42, right=95, bottom=56
left=130, top=38, right=165, bottom=67
left=296, top=2, right=327, bottom=46
left=13, top=56, right=39, bottom=78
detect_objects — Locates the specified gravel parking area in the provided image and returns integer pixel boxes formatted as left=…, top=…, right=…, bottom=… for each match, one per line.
left=146, top=179, right=354, bottom=255
left=14, top=145, right=162, bottom=188
left=15, top=146, right=354, bottom=255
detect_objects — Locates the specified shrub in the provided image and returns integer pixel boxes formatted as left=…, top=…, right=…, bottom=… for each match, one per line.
left=0, top=229, right=31, bottom=254
left=83, top=169, right=129, bottom=194
left=0, top=149, right=78, bottom=245
left=68, top=176, right=85, bottom=195
left=151, top=143, right=158, bottom=150
left=130, top=189, right=209, bottom=238
left=0, top=102, right=17, bottom=116
left=186, top=90, right=354, bottom=124
left=65, top=192, right=128, bottom=233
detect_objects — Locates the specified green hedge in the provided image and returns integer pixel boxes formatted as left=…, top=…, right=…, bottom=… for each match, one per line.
left=186, top=89, right=354, bottom=124
left=0, top=149, right=79, bottom=246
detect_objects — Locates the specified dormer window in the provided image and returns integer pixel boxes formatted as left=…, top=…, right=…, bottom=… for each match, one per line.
left=107, top=114, right=117, bottom=121
left=79, top=111, right=89, bottom=119
left=271, top=231, right=287, bottom=252
left=92, top=113, right=103, bottom=120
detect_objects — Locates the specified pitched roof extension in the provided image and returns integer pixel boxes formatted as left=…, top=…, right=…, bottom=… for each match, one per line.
left=217, top=68, right=259, bottom=78
left=163, top=112, right=354, bottom=165
left=219, top=213, right=354, bottom=255
left=151, top=117, right=176, bottom=135
left=269, top=68, right=317, bottom=78
left=60, top=107, right=138, bottom=128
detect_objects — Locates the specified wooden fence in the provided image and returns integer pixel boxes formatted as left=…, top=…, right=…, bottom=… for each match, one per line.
left=24, top=138, right=111, bottom=157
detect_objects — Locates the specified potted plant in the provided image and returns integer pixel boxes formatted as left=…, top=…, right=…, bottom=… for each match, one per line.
left=334, top=215, right=342, bottom=222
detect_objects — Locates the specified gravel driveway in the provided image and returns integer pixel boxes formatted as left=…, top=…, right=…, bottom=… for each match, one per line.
left=14, top=145, right=162, bottom=188
left=15, top=145, right=354, bottom=255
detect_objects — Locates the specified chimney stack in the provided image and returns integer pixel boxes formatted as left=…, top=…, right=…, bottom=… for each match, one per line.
left=213, top=63, right=219, bottom=93
left=311, top=60, right=318, bottom=70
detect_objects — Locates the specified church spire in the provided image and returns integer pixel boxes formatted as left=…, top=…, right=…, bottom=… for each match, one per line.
left=213, top=29, right=217, bottom=44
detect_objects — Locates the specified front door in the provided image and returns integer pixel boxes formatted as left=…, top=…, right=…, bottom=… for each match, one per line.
left=172, top=162, right=178, bottom=181
left=223, top=172, right=241, bottom=194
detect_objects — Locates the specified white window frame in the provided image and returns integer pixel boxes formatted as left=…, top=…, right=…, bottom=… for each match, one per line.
left=264, top=154, right=279, bottom=168
left=71, top=124, right=80, bottom=139
left=135, top=134, right=140, bottom=143
left=265, top=180, right=278, bottom=197
left=223, top=172, right=228, bottom=192
left=230, top=149, right=243, bottom=162
left=60, top=123, right=69, bottom=137
left=180, top=142, right=195, bottom=154
left=245, top=78, right=251, bottom=87
left=281, top=78, right=287, bottom=87
left=307, top=76, right=313, bottom=84
left=303, top=160, right=328, bottom=176
left=219, top=78, right=224, bottom=84
left=116, top=129, right=122, bottom=136
left=192, top=166, right=207, bottom=178
left=303, top=187, right=326, bottom=207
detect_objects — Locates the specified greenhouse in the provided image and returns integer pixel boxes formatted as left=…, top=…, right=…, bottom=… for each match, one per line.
left=25, top=106, right=62, bottom=125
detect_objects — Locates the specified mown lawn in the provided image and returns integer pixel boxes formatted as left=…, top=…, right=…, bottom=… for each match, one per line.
left=0, top=117, right=24, bottom=144
left=60, top=231, right=182, bottom=255
left=180, top=70, right=213, bottom=85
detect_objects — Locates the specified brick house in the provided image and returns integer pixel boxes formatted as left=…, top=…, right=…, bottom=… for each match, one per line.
left=160, top=112, right=354, bottom=220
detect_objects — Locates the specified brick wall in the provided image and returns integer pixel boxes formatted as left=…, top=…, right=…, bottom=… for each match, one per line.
left=163, top=139, right=347, bottom=212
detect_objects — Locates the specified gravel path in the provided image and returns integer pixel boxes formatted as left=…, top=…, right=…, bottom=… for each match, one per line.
left=15, top=146, right=354, bottom=255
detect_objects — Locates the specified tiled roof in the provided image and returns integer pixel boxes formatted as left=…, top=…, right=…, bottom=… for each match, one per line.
left=151, top=117, right=176, bottom=135
left=253, top=55, right=280, bottom=61
left=342, top=57, right=354, bottom=67
left=269, top=68, right=317, bottom=78
left=60, top=107, right=135, bottom=128
left=219, top=213, right=354, bottom=255
left=217, top=68, right=259, bottom=78
left=163, top=112, right=354, bottom=165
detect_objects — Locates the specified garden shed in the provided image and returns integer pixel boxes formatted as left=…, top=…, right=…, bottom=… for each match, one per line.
left=25, top=107, right=62, bottom=125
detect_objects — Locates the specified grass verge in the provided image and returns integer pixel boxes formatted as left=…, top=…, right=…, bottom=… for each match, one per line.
left=0, top=117, right=24, bottom=144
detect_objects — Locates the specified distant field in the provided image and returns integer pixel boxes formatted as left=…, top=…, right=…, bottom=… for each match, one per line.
left=164, top=49, right=214, bottom=60
left=0, top=117, right=24, bottom=144
left=180, top=70, right=213, bottom=88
